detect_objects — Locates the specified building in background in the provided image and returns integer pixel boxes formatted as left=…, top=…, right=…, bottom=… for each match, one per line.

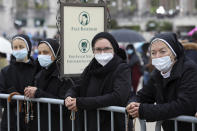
left=0, top=0, right=197, bottom=38
left=0, top=0, right=58, bottom=38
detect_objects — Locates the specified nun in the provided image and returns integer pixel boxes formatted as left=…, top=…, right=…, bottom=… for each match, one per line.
left=65, top=32, right=133, bottom=131
left=0, top=34, right=39, bottom=131
left=24, top=38, right=72, bottom=131
left=126, top=32, right=197, bottom=131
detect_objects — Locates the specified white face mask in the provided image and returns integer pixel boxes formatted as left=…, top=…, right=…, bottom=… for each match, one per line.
left=152, top=56, right=173, bottom=73
left=38, top=55, right=53, bottom=68
left=95, top=53, right=114, bottom=66
left=12, top=48, right=28, bottom=61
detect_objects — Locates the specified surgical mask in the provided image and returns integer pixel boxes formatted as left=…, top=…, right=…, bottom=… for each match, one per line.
left=152, top=56, right=173, bottom=73
left=38, top=55, right=53, bottom=68
left=12, top=48, right=28, bottom=61
left=34, top=49, right=38, bottom=54
left=95, top=53, right=113, bottom=66
left=127, top=49, right=133, bottom=55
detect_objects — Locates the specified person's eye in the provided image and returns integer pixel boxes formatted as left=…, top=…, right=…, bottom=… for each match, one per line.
left=103, top=47, right=112, bottom=51
left=19, top=45, right=25, bottom=49
left=151, top=52, right=155, bottom=55
left=13, top=46, right=17, bottom=50
left=94, top=48, right=102, bottom=52
left=43, top=51, right=49, bottom=55
left=160, top=50, right=166, bottom=54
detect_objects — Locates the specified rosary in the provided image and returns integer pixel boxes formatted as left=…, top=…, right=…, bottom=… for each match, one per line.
left=24, top=96, right=34, bottom=124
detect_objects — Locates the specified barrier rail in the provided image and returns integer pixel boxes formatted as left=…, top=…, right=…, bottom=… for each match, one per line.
left=155, top=116, right=197, bottom=131
left=0, top=94, right=64, bottom=131
left=0, top=93, right=196, bottom=131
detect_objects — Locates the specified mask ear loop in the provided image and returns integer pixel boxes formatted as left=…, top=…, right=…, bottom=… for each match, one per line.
left=54, top=44, right=62, bottom=79
left=54, top=43, right=76, bottom=89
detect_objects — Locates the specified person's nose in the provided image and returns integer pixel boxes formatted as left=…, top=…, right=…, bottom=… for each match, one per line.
left=155, top=52, right=162, bottom=58
left=100, top=50, right=105, bottom=53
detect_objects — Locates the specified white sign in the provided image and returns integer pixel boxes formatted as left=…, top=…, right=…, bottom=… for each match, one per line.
left=61, top=3, right=106, bottom=76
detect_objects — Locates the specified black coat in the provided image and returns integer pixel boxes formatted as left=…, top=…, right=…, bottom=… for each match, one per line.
left=29, top=62, right=73, bottom=131
left=136, top=56, right=197, bottom=131
left=66, top=55, right=132, bottom=131
left=0, top=57, right=39, bottom=131
left=185, top=50, right=197, bottom=64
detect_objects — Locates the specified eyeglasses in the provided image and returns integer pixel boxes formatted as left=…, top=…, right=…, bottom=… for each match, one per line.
left=93, top=47, right=113, bottom=53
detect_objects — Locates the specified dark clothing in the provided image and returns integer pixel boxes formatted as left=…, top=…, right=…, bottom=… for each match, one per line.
left=185, top=50, right=197, bottom=64
left=183, top=43, right=197, bottom=64
left=29, top=62, right=72, bottom=131
left=136, top=54, right=197, bottom=130
left=128, top=53, right=142, bottom=92
left=134, top=32, right=197, bottom=131
left=0, top=57, right=39, bottom=131
left=66, top=55, right=132, bottom=131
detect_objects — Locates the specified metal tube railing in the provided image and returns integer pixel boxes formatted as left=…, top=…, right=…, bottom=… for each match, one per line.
left=0, top=94, right=64, bottom=131
left=98, top=106, right=147, bottom=131
left=17, top=100, right=20, bottom=131
left=97, top=110, right=100, bottom=131
left=48, top=103, right=51, bottom=131
left=71, top=111, right=75, bottom=131
left=111, top=111, right=114, bottom=131
left=7, top=99, right=10, bottom=131
left=59, top=105, right=63, bottom=131
left=155, top=116, right=197, bottom=131
left=37, top=102, right=40, bottom=131
left=1, top=94, right=197, bottom=131
left=84, top=110, right=87, bottom=131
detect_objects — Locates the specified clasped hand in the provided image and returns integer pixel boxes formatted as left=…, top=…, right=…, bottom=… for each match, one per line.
left=24, top=86, right=37, bottom=98
left=126, top=102, right=140, bottom=118
left=65, top=96, right=77, bottom=112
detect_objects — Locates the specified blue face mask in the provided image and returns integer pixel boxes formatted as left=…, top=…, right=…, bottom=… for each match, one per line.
left=34, top=49, right=38, bottom=54
left=12, top=48, right=28, bottom=61
left=127, top=49, right=133, bottom=55
left=38, top=55, right=53, bottom=68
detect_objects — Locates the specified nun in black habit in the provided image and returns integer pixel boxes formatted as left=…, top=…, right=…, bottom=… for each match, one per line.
left=126, top=32, right=197, bottom=131
left=24, top=38, right=72, bottom=131
left=0, top=34, right=39, bottom=131
left=65, top=32, right=133, bottom=131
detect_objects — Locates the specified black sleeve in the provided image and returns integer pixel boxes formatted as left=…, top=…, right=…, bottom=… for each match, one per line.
left=0, top=71, right=6, bottom=93
left=0, top=68, right=17, bottom=107
left=34, top=88, right=57, bottom=98
left=64, top=78, right=82, bottom=98
left=138, top=68, right=197, bottom=122
left=58, top=78, right=74, bottom=99
left=136, top=75, right=156, bottom=104
left=0, top=67, right=17, bottom=94
left=76, top=66, right=131, bottom=110
left=34, top=78, right=68, bottom=99
left=0, top=71, right=7, bottom=107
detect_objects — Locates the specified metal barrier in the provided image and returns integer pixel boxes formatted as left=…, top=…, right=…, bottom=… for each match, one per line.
left=98, top=106, right=146, bottom=131
left=0, top=94, right=64, bottom=131
left=155, top=116, right=197, bottom=131
left=70, top=106, right=147, bottom=131
left=0, top=93, right=196, bottom=131
left=0, top=93, right=147, bottom=131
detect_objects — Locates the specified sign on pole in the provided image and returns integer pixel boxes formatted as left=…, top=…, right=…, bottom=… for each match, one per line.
left=60, top=3, right=106, bottom=77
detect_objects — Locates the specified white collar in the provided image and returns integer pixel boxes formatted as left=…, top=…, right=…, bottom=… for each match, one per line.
left=161, top=68, right=172, bottom=78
